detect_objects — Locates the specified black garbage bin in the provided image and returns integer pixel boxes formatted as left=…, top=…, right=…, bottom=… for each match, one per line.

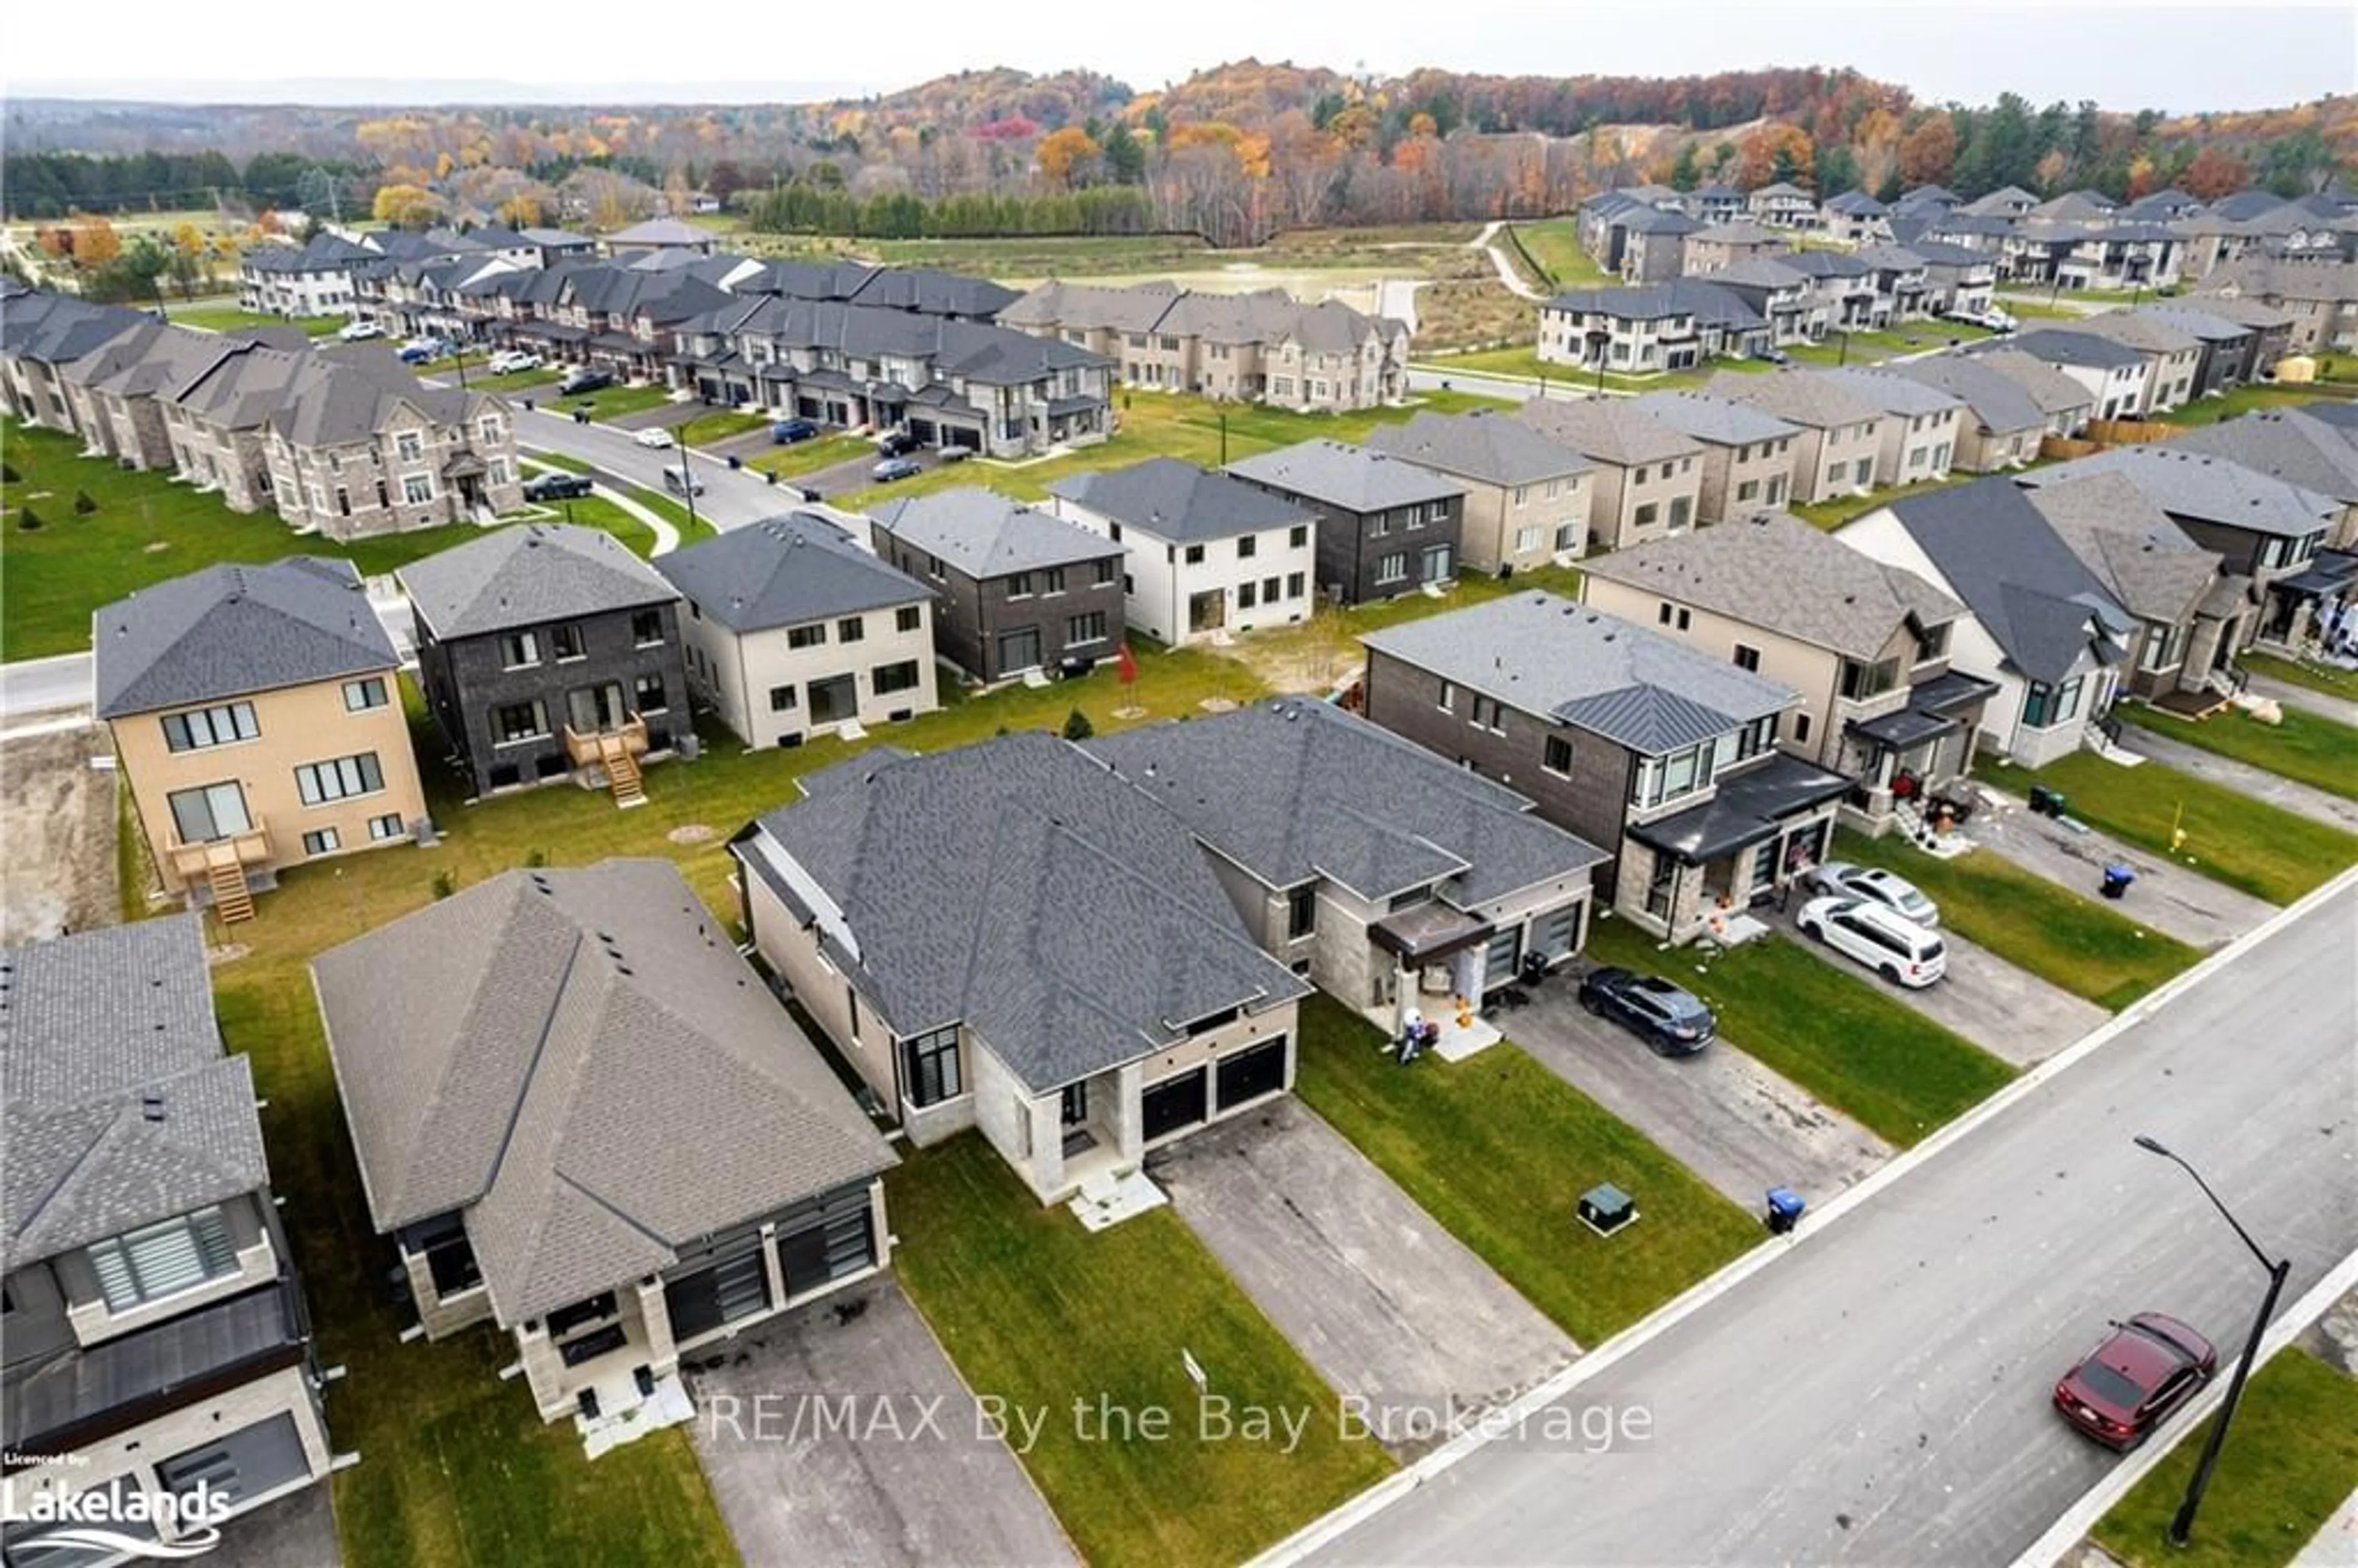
left=1519, top=951, right=1548, bottom=988
left=727, top=454, right=742, bottom=470
left=2027, top=785, right=2055, bottom=816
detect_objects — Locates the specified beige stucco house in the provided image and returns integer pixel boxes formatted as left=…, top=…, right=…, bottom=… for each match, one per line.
left=1703, top=370, right=1885, bottom=503
left=1365, top=408, right=1596, bottom=570
left=1516, top=397, right=1705, bottom=552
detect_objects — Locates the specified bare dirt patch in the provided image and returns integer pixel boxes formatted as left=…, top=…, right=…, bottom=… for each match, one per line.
left=666, top=823, right=717, bottom=845
left=2, top=723, right=121, bottom=944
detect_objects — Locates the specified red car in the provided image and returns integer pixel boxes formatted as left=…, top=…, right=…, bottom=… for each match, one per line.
left=2053, top=1313, right=2217, bottom=1450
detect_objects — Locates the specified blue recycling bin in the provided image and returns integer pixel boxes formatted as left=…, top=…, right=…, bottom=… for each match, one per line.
left=1766, top=1186, right=1805, bottom=1234
left=2101, top=863, right=2135, bottom=900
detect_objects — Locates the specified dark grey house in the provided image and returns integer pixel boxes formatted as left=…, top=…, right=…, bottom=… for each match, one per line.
left=866, top=487, right=1125, bottom=682
left=3, top=918, right=333, bottom=1555
left=1224, top=438, right=1466, bottom=605
left=398, top=524, right=689, bottom=801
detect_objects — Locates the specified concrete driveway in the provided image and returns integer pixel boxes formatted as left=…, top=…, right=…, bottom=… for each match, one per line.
left=207, top=1482, right=341, bottom=1568
left=685, top=1279, right=1076, bottom=1568
left=2119, top=723, right=2358, bottom=835
left=2245, top=669, right=2358, bottom=729
left=1969, top=788, right=2278, bottom=949
left=1504, top=980, right=1894, bottom=1211
left=1767, top=904, right=2107, bottom=1067
left=1154, top=1098, right=1575, bottom=1448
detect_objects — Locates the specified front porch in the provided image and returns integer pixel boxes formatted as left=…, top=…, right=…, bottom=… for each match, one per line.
left=1840, top=669, right=1997, bottom=836
left=1619, top=754, right=1852, bottom=943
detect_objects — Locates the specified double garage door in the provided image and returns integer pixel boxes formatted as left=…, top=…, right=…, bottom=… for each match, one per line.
left=1140, top=1037, right=1288, bottom=1143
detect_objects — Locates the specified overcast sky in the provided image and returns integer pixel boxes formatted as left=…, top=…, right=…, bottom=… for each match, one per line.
left=8, top=2, right=2351, bottom=114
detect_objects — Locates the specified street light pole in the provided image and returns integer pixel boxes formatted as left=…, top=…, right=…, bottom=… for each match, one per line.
left=675, top=409, right=703, bottom=537
left=2131, top=1134, right=2294, bottom=1550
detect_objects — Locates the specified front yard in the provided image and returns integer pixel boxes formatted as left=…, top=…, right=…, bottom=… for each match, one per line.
left=2161, top=383, right=2358, bottom=427
left=2117, top=701, right=2358, bottom=803
left=747, top=432, right=874, bottom=479
left=1581, top=915, right=2018, bottom=1147
left=168, top=303, right=345, bottom=336
left=1294, top=996, right=1762, bottom=1346
left=1987, top=751, right=2358, bottom=906
left=889, top=1136, right=1394, bottom=1568
left=1210, top=564, right=1583, bottom=694
left=2243, top=650, right=2358, bottom=704
left=560, top=382, right=679, bottom=422
left=1834, top=831, right=2203, bottom=1011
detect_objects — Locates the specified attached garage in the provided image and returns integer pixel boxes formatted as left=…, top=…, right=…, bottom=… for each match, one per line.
left=664, top=1229, right=772, bottom=1343
left=1215, top=1038, right=1288, bottom=1111
left=1531, top=902, right=1585, bottom=964
left=1142, top=1068, right=1208, bottom=1142
left=776, top=1186, right=878, bottom=1301
left=157, top=1411, right=313, bottom=1512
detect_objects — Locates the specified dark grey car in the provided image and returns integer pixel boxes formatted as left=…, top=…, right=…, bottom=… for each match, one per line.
left=1578, top=966, right=1717, bottom=1056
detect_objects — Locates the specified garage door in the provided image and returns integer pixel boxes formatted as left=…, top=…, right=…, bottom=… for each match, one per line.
left=1215, top=1038, right=1288, bottom=1111
left=1535, top=904, right=1582, bottom=962
left=1141, top=1068, right=1207, bottom=1141
left=157, top=1411, right=311, bottom=1512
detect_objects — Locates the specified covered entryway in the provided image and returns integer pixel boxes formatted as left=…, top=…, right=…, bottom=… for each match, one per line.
left=1141, top=1068, right=1207, bottom=1142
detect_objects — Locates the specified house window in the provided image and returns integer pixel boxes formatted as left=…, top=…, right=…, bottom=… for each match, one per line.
left=787, top=624, right=827, bottom=650
left=161, top=702, right=259, bottom=753
left=769, top=686, right=799, bottom=713
left=368, top=812, right=406, bottom=840
left=631, top=609, right=664, bottom=646
left=873, top=660, right=921, bottom=696
left=2140, top=619, right=2190, bottom=672
left=550, top=623, right=586, bottom=661
left=1008, top=572, right=1035, bottom=599
left=492, top=700, right=548, bottom=745
left=1094, top=558, right=1116, bottom=586
left=1839, top=656, right=1902, bottom=701
left=1794, top=712, right=1813, bottom=745
left=295, top=751, right=384, bottom=805
left=480, top=417, right=501, bottom=445
left=633, top=673, right=668, bottom=713
left=499, top=631, right=540, bottom=669
left=1543, top=735, right=1573, bottom=775
left=166, top=782, right=251, bottom=845
left=1238, top=582, right=1259, bottom=610
left=1289, top=524, right=1309, bottom=548
left=1184, top=545, right=1205, bottom=565
left=1039, top=568, right=1067, bottom=596
left=87, top=1208, right=238, bottom=1313
left=1286, top=572, right=1305, bottom=599
left=1067, top=611, right=1107, bottom=646
left=896, top=605, right=923, bottom=634
left=838, top=616, right=865, bottom=644
left=1668, top=497, right=1693, bottom=530
left=1914, top=623, right=1951, bottom=663
left=343, top=678, right=389, bottom=712
left=1375, top=551, right=1409, bottom=585
left=403, top=474, right=435, bottom=506
left=1238, top=535, right=1258, bottom=559
left=302, top=827, right=342, bottom=856
left=396, top=432, right=422, bottom=462
left=1286, top=884, right=1318, bottom=939
left=1469, top=695, right=1505, bottom=734
left=1436, top=679, right=1455, bottom=712
left=1633, top=502, right=1660, bottom=529
left=901, top=1026, right=962, bottom=1108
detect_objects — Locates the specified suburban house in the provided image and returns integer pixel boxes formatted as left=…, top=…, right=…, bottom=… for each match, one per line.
left=1516, top=397, right=1706, bottom=549
left=2069, top=311, right=2205, bottom=414
left=731, top=734, right=1309, bottom=1203
left=1579, top=511, right=1986, bottom=836
left=1885, top=354, right=2049, bottom=472
left=1705, top=257, right=1832, bottom=346
left=1747, top=183, right=1820, bottom=230
left=1043, top=457, right=1318, bottom=644
left=1689, top=182, right=1749, bottom=225
left=1778, top=249, right=1886, bottom=328
left=1702, top=370, right=1884, bottom=503
left=1576, top=192, right=1698, bottom=283
left=1361, top=592, right=1846, bottom=944
left=1089, top=699, right=1610, bottom=1033
left=1817, top=367, right=1966, bottom=489
left=313, top=860, right=897, bottom=1430
left=1224, top=439, right=1466, bottom=604
left=1363, top=408, right=1596, bottom=570
left=95, top=558, right=426, bottom=918
left=1627, top=390, right=1801, bottom=522
left=868, top=487, right=1127, bottom=680
left=3, top=918, right=333, bottom=1558
left=1823, top=190, right=1893, bottom=244
left=2020, top=448, right=2340, bottom=646
left=1969, top=349, right=2100, bottom=436
left=2137, top=302, right=2277, bottom=396
left=601, top=217, right=716, bottom=257
left=399, top=524, right=690, bottom=804
left=2171, top=405, right=2358, bottom=548
left=654, top=512, right=940, bottom=750
left=2195, top=262, right=2354, bottom=355
left=0, top=287, right=152, bottom=429
left=1535, top=282, right=1768, bottom=373
left=237, top=232, right=376, bottom=318
left=1901, top=239, right=2003, bottom=316
left=1683, top=222, right=1790, bottom=275
left=1983, top=329, right=2154, bottom=421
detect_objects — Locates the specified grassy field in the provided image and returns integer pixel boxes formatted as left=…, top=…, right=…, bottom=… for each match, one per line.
left=1410, top=279, right=1540, bottom=353
left=1294, top=996, right=1761, bottom=1345
left=1500, top=219, right=1615, bottom=293
left=1217, top=563, right=1584, bottom=694
left=889, top=1136, right=1393, bottom=1567
left=472, top=365, right=565, bottom=395
left=1582, top=914, right=2018, bottom=1147
left=1792, top=470, right=1984, bottom=532
left=2093, top=1348, right=2358, bottom=1568
left=1412, top=343, right=1740, bottom=394
left=561, top=383, right=677, bottom=421
left=1834, top=832, right=2205, bottom=1006
left=1783, top=322, right=1993, bottom=366
left=2162, top=383, right=2358, bottom=427
left=1987, top=750, right=2358, bottom=906
left=747, top=432, right=874, bottom=479
left=2243, top=650, right=2358, bottom=704
left=677, top=409, right=772, bottom=448
left=165, top=303, right=345, bottom=337
left=2117, top=702, right=2358, bottom=802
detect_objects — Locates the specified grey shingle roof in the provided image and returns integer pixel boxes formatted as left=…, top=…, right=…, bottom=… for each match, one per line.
left=1582, top=510, right=1961, bottom=661
left=1885, top=355, right=2047, bottom=435
left=1362, top=409, right=1593, bottom=487
left=1223, top=439, right=1466, bottom=513
left=869, top=486, right=1121, bottom=579
left=604, top=217, right=709, bottom=247
left=1703, top=368, right=1885, bottom=430
left=398, top=523, right=678, bottom=640
left=2168, top=408, right=2358, bottom=505
left=1710, top=257, right=1811, bottom=290
left=2023, top=446, right=2341, bottom=538
left=2017, top=470, right=2224, bottom=623
left=2, top=917, right=267, bottom=1271
left=93, top=557, right=397, bottom=719
left=654, top=513, right=928, bottom=632
left=1091, top=698, right=1606, bottom=904
left=1048, top=457, right=1315, bottom=544
left=998, top=278, right=1180, bottom=334
left=1361, top=591, right=1795, bottom=753
left=735, top=734, right=1307, bottom=1093
left=1543, top=280, right=1765, bottom=330
left=2001, top=328, right=2157, bottom=371
left=1516, top=398, right=1702, bottom=467
left=1969, top=351, right=2101, bottom=416
left=1816, top=366, right=1968, bottom=419
left=2070, top=311, right=2201, bottom=355
left=1627, top=391, right=1799, bottom=447
left=312, top=860, right=895, bottom=1326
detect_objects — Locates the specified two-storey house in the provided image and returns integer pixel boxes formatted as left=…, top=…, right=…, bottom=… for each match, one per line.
left=1886, top=355, right=2049, bottom=472
left=868, top=487, right=1127, bottom=680
left=1223, top=440, right=1465, bottom=604
left=1517, top=397, right=1706, bottom=549
left=1535, top=282, right=1768, bottom=374
left=1627, top=391, right=1801, bottom=522
left=2069, top=311, right=2205, bottom=414
left=1363, top=409, right=1595, bottom=570
left=1044, top=457, right=1319, bottom=643
left=1702, top=370, right=1884, bottom=503
left=236, top=233, right=375, bottom=319
left=1819, top=367, right=1965, bottom=489
left=1705, top=258, right=1829, bottom=346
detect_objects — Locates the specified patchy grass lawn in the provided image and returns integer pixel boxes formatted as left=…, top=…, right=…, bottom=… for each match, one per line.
left=889, top=1135, right=1393, bottom=1568
left=2243, top=650, right=2358, bottom=704
left=1409, top=279, right=1540, bottom=354
left=472, top=365, right=564, bottom=395
left=2162, top=384, right=2358, bottom=427
left=1783, top=322, right=1992, bottom=367
left=1582, top=914, right=2017, bottom=1147
left=1213, top=564, right=1583, bottom=694
left=1793, top=470, right=1986, bottom=532
left=747, top=432, right=874, bottom=479
left=680, top=409, right=772, bottom=448
left=1834, top=831, right=2204, bottom=1007
left=1413, top=344, right=1738, bottom=394
left=1294, top=996, right=1760, bottom=1345
left=1987, top=750, right=2358, bottom=906
left=167, top=303, right=345, bottom=336
left=2117, top=701, right=2358, bottom=802
left=2093, top=1348, right=2358, bottom=1568
left=1500, top=219, right=1614, bottom=293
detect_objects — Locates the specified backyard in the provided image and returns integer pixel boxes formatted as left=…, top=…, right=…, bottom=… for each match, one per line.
left=2160, top=382, right=2358, bottom=427
left=2117, top=702, right=2358, bottom=803
left=2243, top=650, right=2358, bottom=704
left=1293, top=996, right=1762, bottom=1345
left=1581, top=914, right=2019, bottom=1147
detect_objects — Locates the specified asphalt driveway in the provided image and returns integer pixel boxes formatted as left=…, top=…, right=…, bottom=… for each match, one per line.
left=685, top=1278, right=1076, bottom=1568
left=1506, top=980, right=1894, bottom=1211
left=1154, top=1098, right=1576, bottom=1448
left=1968, top=788, right=2277, bottom=949
left=1765, top=904, right=2106, bottom=1066
left=208, top=1481, right=341, bottom=1568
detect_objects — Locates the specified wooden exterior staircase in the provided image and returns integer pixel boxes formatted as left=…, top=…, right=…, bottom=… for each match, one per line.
left=604, top=745, right=646, bottom=808
left=565, top=716, right=652, bottom=809
left=206, top=858, right=256, bottom=924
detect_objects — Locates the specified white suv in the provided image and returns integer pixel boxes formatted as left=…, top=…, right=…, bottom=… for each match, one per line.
left=338, top=319, right=384, bottom=341
left=1798, top=896, right=1947, bottom=988
left=487, top=350, right=542, bottom=375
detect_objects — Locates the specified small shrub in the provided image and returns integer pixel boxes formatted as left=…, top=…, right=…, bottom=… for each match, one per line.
left=17, top=505, right=41, bottom=531
left=1061, top=707, right=1095, bottom=742
left=523, top=848, right=548, bottom=868
left=1, top=461, right=18, bottom=483
left=72, top=489, right=97, bottom=515
left=429, top=869, right=456, bottom=900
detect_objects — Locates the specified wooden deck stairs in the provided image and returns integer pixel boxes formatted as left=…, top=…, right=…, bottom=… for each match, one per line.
left=206, top=858, right=256, bottom=923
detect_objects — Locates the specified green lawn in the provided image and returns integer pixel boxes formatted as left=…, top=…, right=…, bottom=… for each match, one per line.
left=1986, top=750, right=2358, bottom=906
left=2243, top=650, right=2358, bottom=704
left=1783, top=322, right=1991, bottom=367
left=1501, top=219, right=1614, bottom=293
left=561, top=383, right=677, bottom=422
left=510, top=492, right=661, bottom=557
left=747, top=432, right=874, bottom=479
left=2093, top=1348, right=2358, bottom=1568
left=1215, top=563, right=1584, bottom=694
left=1794, top=470, right=1984, bottom=532
left=1294, top=996, right=1760, bottom=1345
left=2163, top=384, right=2358, bottom=427
left=675, top=409, right=771, bottom=448
left=167, top=303, right=344, bottom=337
left=1582, top=915, right=2017, bottom=1147
left=1834, top=831, right=2205, bottom=1006
left=2117, top=701, right=2358, bottom=803
left=1410, top=344, right=1737, bottom=394
left=472, top=365, right=565, bottom=395
left=889, top=1136, right=1393, bottom=1568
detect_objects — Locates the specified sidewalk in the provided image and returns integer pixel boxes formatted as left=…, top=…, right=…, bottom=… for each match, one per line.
left=2291, top=1486, right=2358, bottom=1567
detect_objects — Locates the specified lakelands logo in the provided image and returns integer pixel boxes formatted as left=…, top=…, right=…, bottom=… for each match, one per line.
left=1, top=1476, right=233, bottom=1561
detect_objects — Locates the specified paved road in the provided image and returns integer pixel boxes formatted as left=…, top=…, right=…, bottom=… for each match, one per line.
left=515, top=408, right=793, bottom=529
left=2118, top=723, right=2358, bottom=835
left=1303, top=880, right=2358, bottom=1567
left=0, top=654, right=91, bottom=718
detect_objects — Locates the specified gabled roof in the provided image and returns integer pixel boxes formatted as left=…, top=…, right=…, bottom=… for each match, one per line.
left=397, top=523, right=677, bottom=640
left=2209, top=190, right=2297, bottom=223
left=868, top=486, right=1121, bottom=578
left=705, top=296, right=1108, bottom=384
left=313, top=860, right=895, bottom=1325
left=1517, top=397, right=1703, bottom=467
left=2, top=917, right=268, bottom=1273
left=2000, top=328, right=2150, bottom=371
left=2029, top=189, right=2119, bottom=222
left=0, top=289, right=150, bottom=366
left=2169, top=407, right=2358, bottom=504
left=2023, top=446, right=2341, bottom=538
left=1901, top=238, right=1996, bottom=268
left=1362, top=408, right=1593, bottom=487
left=1361, top=591, right=1794, bottom=753
left=2070, top=311, right=2202, bottom=355
left=1089, top=699, right=1607, bottom=906
left=1885, top=354, right=2047, bottom=435
left=1627, top=390, right=1799, bottom=448
left=1825, top=190, right=1888, bottom=216
left=2016, top=470, right=2224, bottom=623
left=1961, top=185, right=2039, bottom=217
left=2206, top=258, right=2358, bottom=303
left=1969, top=349, right=2101, bottom=415
left=1689, top=220, right=1784, bottom=246
left=2138, top=303, right=2263, bottom=344
left=998, top=278, right=1180, bottom=334
left=1047, top=457, right=1315, bottom=544
left=1582, top=510, right=1961, bottom=661
left=1710, top=257, right=1813, bottom=291
left=1816, top=366, right=1967, bottom=419
left=850, top=266, right=1021, bottom=319
left=1702, top=368, right=1884, bottom=430
left=1776, top=250, right=1875, bottom=282
left=1224, top=438, right=1466, bottom=513
left=653, top=513, right=929, bottom=632
left=1544, top=280, right=1764, bottom=330
left=1749, top=183, right=1814, bottom=201
left=94, top=556, right=396, bottom=718
left=734, top=734, right=1308, bottom=1092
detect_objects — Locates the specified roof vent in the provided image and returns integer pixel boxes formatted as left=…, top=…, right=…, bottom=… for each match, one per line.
left=141, top=1092, right=166, bottom=1122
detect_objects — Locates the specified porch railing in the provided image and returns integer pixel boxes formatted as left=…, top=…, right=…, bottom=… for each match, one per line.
left=165, top=818, right=273, bottom=884
left=562, top=715, right=650, bottom=770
